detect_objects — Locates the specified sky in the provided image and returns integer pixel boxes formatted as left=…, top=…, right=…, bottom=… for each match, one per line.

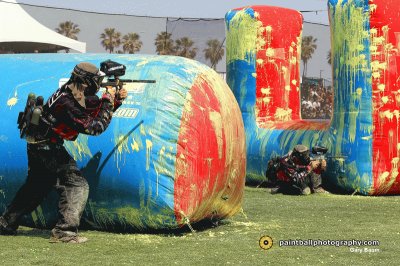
left=16, top=0, right=330, bottom=24
left=8, top=0, right=332, bottom=80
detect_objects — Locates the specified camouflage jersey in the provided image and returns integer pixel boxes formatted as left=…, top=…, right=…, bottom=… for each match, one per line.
left=40, top=85, right=122, bottom=143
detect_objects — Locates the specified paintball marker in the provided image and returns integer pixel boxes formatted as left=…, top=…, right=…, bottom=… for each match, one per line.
left=100, top=60, right=156, bottom=91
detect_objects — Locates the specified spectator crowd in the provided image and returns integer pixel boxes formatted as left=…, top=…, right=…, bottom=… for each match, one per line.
left=301, top=83, right=333, bottom=120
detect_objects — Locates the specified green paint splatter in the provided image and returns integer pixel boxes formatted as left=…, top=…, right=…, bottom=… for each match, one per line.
left=226, top=9, right=258, bottom=64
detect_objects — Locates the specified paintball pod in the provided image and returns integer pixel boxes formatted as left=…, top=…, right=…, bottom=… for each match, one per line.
left=100, top=60, right=156, bottom=91
left=311, top=146, right=328, bottom=162
left=17, top=93, right=44, bottom=142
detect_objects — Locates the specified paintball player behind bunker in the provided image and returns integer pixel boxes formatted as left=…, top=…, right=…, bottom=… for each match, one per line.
left=266, top=145, right=328, bottom=195
left=0, top=62, right=127, bottom=243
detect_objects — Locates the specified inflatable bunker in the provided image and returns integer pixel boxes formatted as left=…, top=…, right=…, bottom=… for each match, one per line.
left=0, top=54, right=246, bottom=230
left=225, top=1, right=400, bottom=195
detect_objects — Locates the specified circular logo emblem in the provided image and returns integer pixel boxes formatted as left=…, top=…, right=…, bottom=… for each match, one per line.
left=259, top=235, right=273, bottom=250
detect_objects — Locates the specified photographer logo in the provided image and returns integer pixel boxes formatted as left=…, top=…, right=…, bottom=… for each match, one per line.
left=259, top=235, right=273, bottom=250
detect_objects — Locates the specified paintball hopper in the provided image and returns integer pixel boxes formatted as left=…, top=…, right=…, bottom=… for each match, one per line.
left=312, top=146, right=328, bottom=155
left=100, top=60, right=126, bottom=78
left=99, top=60, right=156, bottom=88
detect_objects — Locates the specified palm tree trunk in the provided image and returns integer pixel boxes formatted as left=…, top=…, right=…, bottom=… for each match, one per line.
left=305, top=63, right=308, bottom=77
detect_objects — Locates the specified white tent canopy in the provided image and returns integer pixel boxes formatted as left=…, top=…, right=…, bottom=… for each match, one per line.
left=0, top=0, right=86, bottom=53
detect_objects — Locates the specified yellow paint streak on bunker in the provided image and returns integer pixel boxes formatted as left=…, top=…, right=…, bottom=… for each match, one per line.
left=64, top=135, right=92, bottom=162
left=146, top=139, right=153, bottom=171
left=209, top=111, right=223, bottom=159
left=226, top=8, right=258, bottom=64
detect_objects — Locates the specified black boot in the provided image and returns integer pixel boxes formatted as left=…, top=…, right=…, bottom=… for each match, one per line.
left=0, top=216, right=17, bottom=236
left=49, top=228, right=88, bottom=244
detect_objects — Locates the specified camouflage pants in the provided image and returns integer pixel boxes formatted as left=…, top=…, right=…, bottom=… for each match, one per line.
left=292, top=172, right=322, bottom=191
left=1, top=143, right=89, bottom=236
left=310, top=172, right=322, bottom=190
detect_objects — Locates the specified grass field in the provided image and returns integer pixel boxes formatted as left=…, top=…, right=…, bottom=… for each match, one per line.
left=1, top=187, right=399, bottom=265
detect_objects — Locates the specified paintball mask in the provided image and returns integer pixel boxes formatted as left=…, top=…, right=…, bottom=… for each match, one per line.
left=71, top=62, right=105, bottom=96
left=291, top=145, right=311, bottom=165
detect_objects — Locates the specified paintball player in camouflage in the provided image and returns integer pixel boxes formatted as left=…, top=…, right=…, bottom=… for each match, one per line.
left=0, top=62, right=127, bottom=243
left=266, top=145, right=328, bottom=195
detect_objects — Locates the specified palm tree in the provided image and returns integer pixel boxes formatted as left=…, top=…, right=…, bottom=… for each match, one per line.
left=174, top=37, right=197, bottom=59
left=155, top=32, right=175, bottom=55
left=55, top=21, right=80, bottom=53
left=204, top=39, right=225, bottom=70
left=122, top=33, right=142, bottom=54
left=100, top=28, right=122, bottom=53
left=301, top=35, right=318, bottom=77
left=327, top=49, right=332, bottom=65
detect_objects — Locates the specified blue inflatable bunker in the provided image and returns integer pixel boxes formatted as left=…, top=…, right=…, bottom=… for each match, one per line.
left=0, top=54, right=246, bottom=230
